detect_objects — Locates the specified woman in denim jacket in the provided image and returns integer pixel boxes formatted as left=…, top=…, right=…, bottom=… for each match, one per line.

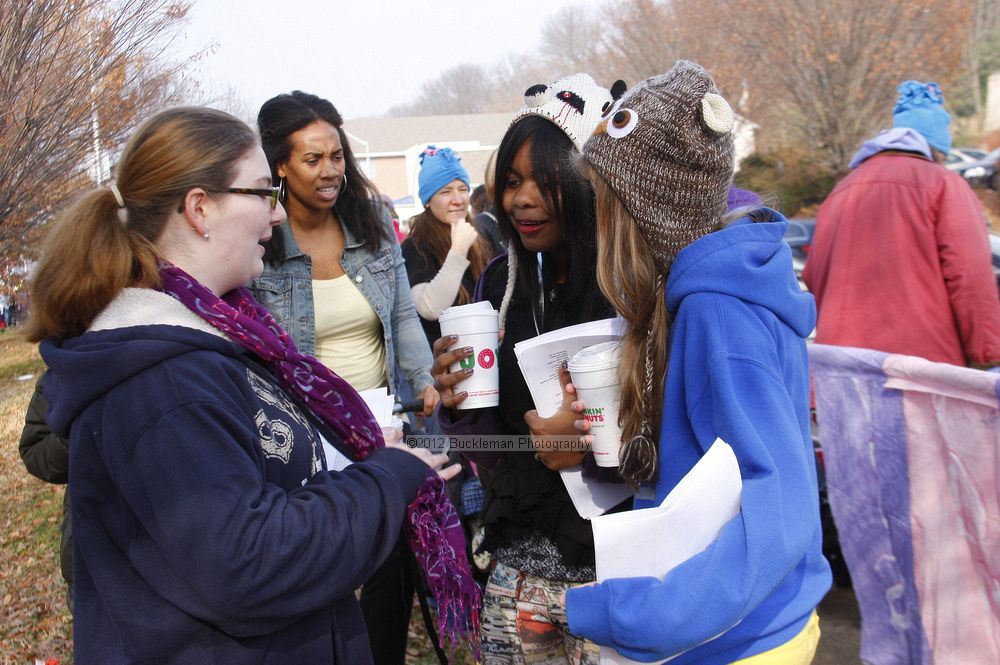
left=250, top=206, right=435, bottom=404
left=250, top=91, right=436, bottom=411
left=250, top=91, right=440, bottom=665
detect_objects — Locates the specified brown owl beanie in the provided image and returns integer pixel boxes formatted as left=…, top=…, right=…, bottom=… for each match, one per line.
left=580, top=61, right=736, bottom=487
left=582, top=60, right=736, bottom=274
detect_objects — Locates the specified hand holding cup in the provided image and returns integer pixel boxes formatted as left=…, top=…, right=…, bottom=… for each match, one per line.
left=431, top=334, right=474, bottom=410
left=436, top=303, right=500, bottom=410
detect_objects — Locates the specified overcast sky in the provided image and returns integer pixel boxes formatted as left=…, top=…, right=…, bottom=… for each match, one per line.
left=171, top=0, right=606, bottom=120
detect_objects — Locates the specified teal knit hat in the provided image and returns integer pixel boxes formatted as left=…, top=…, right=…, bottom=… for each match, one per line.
left=892, top=81, right=951, bottom=155
left=417, top=146, right=470, bottom=206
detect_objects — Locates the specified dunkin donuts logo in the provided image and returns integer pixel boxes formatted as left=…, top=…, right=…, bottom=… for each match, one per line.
left=459, top=348, right=498, bottom=370
left=583, top=407, right=605, bottom=423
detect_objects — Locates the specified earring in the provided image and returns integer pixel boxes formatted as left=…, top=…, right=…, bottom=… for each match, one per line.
left=203, top=232, right=210, bottom=240
left=279, top=176, right=286, bottom=201
left=342, top=172, right=348, bottom=190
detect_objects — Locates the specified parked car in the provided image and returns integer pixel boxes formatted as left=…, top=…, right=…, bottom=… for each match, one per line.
left=783, top=217, right=815, bottom=286
left=952, top=147, right=999, bottom=190
left=945, top=147, right=990, bottom=171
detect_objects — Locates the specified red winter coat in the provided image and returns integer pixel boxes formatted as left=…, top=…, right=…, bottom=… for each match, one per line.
left=803, top=151, right=1000, bottom=367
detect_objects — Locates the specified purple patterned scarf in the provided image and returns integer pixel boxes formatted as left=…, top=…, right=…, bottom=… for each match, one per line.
left=158, top=264, right=480, bottom=654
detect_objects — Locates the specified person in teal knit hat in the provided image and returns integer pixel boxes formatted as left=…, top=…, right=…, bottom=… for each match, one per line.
left=404, top=146, right=493, bottom=345
left=805, top=74, right=1000, bottom=369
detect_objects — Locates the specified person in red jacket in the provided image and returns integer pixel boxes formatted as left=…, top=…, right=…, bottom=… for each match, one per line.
left=803, top=80, right=1000, bottom=368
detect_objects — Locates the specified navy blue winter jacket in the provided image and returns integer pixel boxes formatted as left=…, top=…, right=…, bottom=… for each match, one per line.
left=41, top=288, right=430, bottom=665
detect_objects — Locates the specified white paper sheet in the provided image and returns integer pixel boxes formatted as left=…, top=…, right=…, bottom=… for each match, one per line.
left=513, top=318, right=623, bottom=418
left=559, top=466, right=634, bottom=520
left=590, top=438, right=742, bottom=664
left=357, top=387, right=395, bottom=426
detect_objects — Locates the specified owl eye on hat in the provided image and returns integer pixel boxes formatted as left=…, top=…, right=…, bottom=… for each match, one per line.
left=582, top=60, right=736, bottom=275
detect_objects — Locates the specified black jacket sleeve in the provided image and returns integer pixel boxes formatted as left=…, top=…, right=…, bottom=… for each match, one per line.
left=18, top=372, right=69, bottom=484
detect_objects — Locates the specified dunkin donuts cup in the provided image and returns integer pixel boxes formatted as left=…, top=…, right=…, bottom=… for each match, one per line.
left=439, top=302, right=500, bottom=410
left=568, top=341, right=623, bottom=467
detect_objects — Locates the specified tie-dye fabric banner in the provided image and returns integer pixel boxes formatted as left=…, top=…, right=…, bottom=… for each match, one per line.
left=809, top=344, right=1000, bottom=665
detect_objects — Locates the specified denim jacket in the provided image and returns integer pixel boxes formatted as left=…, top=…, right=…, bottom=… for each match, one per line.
left=249, top=213, right=434, bottom=397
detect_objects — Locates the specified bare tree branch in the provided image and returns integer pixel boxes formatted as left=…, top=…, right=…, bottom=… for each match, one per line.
left=0, top=0, right=199, bottom=259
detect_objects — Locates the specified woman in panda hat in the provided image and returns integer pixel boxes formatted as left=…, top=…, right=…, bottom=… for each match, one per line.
left=433, top=73, right=627, bottom=663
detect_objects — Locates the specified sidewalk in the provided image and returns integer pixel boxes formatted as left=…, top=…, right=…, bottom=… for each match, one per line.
left=815, top=585, right=862, bottom=664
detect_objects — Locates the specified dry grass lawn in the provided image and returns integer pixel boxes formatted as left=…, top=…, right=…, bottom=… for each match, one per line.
left=0, top=335, right=70, bottom=664
left=0, top=333, right=473, bottom=665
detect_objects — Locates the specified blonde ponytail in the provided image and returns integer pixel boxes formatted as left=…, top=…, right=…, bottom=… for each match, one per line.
left=588, top=166, right=670, bottom=488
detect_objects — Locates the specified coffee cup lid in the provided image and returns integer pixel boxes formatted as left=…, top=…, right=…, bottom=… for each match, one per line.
left=439, top=301, right=498, bottom=322
left=568, top=340, right=621, bottom=372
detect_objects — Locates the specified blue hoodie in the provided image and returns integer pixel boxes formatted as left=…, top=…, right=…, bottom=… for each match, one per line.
left=41, top=289, right=430, bottom=665
left=567, top=212, right=832, bottom=663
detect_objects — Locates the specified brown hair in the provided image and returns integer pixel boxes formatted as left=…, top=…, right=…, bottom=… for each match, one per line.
left=586, top=160, right=747, bottom=487
left=407, top=208, right=489, bottom=305
left=483, top=148, right=498, bottom=202
left=470, top=184, right=489, bottom=217
left=586, top=164, right=670, bottom=488
left=25, top=107, right=257, bottom=341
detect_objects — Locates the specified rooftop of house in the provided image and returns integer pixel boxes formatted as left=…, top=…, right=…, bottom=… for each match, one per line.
left=343, top=112, right=514, bottom=155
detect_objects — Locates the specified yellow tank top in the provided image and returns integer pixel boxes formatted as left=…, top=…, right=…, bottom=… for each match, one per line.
left=312, top=276, right=387, bottom=390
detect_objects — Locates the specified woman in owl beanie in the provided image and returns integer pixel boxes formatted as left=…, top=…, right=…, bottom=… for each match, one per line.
left=566, top=61, right=831, bottom=664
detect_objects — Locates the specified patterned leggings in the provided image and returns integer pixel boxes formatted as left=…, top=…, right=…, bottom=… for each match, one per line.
left=480, top=561, right=600, bottom=665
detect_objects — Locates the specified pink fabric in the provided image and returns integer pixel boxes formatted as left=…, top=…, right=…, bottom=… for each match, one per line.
left=883, top=355, right=1000, bottom=663
left=811, top=344, right=1000, bottom=664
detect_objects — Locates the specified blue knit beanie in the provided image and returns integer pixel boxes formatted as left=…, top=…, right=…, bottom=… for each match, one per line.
left=417, top=146, right=470, bottom=206
left=892, top=81, right=951, bottom=155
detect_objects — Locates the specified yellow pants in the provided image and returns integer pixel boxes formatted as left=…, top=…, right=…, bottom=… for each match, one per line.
left=730, top=612, right=820, bottom=665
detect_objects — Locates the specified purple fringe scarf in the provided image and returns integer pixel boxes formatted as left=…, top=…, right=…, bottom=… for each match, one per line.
left=158, top=264, right=480, bottom=654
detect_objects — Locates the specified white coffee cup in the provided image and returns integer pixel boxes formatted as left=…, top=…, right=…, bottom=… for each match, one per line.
left=568, top=341, right=623, bottom=467
left=439, top=302, right=500, bottom=410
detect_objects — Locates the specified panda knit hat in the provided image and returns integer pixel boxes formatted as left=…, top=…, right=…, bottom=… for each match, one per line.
left=582, top=60, right=736, bottom=274
left=497, top=73, right=619, bottom=330
left=510, top=73, right=618, bottom=151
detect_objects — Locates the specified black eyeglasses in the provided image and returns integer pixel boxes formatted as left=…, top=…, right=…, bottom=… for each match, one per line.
left=176, top=182, right=284, bottom=213
left=223, top=185, right=284, bottom=210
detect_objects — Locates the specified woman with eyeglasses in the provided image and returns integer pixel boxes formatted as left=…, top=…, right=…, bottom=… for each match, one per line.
left=251, top=91, right=446, bottom=665
left=25, top=106, right=471, bottom=664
